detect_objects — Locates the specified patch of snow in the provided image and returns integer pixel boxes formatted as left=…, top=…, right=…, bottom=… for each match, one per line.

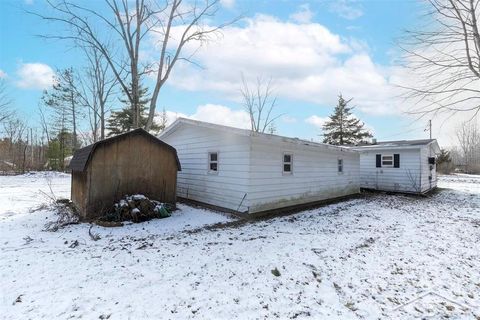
left=131, top=194, right=147, bottom=201
left=0, top=173, right=479, bottom=319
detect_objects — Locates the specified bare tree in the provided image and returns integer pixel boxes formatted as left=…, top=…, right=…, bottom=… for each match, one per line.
left=456, top=120, right=480, bottom=173
left=240, top=75, right=282, bottom=133
left=38, top=104, right=51, bottom=143
left=34, top=0, right=232, bottom=131
left=2, top=117, right=28, bottom=171
left=0, top=79, right=12, bottom=124
left=399, top=0, right=480, bottom=118
left=77, top=47, right=117, bottom=141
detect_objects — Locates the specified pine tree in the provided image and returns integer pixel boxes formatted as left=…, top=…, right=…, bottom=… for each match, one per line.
left=322, top=94, right=372, bottom=145
left=106, top=83, right=160, bottom=137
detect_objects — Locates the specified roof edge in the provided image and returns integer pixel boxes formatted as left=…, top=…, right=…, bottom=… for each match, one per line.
left=69, top=128, right=181, bottom=172
left=159, top=118, right=358, bottom=154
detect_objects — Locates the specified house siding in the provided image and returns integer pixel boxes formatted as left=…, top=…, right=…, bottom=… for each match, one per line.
left=359, top=148, right=423, bottom=193
left=161, top=125, right=251, bottom=213
left=420, top=145, right=437, bottom=192
left=247, top=137, right=360, bottom=213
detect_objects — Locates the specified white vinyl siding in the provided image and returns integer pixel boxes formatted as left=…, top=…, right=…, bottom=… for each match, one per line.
left=359, top=148, right=422, bottom=193
left=161, top=125, right=251, bottom=212
left=161, top=119, right=361, bottom=214
left=247, top=137, right=360, bottom=213
left=420, top=145, right=437, bottom=192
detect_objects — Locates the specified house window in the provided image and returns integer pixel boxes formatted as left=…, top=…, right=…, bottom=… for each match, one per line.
left=283, top=153, right=292, bottom=174
left=377, top=154, right=400, bottom=168
left=382, top=155, right=393, bottom=167
left=338, top=159, right=343, bottom=173
left=208, top=152, right=218, bottom=173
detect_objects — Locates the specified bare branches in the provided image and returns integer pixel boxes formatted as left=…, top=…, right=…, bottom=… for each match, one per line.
left=240, top=75, right=283, bottom=133
left=456, top=120, right=480, bottom=173
left=146, top=0, right=236, bottom=130
left=399, top=0, right=480, bottom=117
left=34, top=0, right=233, bottom=132
left=0, top=80, right=13, bottom=124
left=76, top=46, right=117, bottom=141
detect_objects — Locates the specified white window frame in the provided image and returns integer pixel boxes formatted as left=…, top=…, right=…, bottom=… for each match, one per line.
left=208, top=151, right=219, bottom=174
left=381, top=154, right=394, bottom=167
left=283, top=152, right=293, bottom=175
left=338, top=158, right=344, bottom=174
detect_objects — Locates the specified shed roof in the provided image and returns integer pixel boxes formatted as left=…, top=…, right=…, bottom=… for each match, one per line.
left=69, top=128, right=181, bottom=172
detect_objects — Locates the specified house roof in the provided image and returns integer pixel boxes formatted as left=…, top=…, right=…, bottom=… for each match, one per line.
left=160, top=118, right=358, bottom=154
left=69, top=128, right=181, bottom=172
left=352, top=139, right=441, bottom=153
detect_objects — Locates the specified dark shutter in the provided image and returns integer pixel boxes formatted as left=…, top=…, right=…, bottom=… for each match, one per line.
left=394, top=154, right=400, bottom=168
left=376, top=154, right=382, bottom=168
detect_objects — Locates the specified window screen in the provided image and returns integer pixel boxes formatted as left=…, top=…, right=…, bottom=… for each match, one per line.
left=209, top=152, right=218, bottom=172
left=338, top=159, right=343, bottom=173
left=283, top=153, right=292, bottom=173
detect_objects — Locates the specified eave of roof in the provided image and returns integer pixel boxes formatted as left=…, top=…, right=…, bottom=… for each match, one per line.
left=352, top=139, right=441, bottom=153
left=160, top=118, right=359, bottom=154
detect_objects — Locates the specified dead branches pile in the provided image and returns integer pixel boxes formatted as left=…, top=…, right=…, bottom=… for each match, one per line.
left=43, top=199, right=80, bottom=232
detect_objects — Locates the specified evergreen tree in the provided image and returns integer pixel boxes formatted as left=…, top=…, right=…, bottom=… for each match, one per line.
left=106, top=83, right=161, bottom=137
left=437, top=148, right=454, bottom=173
left=322, top=94, right=372, bottom=145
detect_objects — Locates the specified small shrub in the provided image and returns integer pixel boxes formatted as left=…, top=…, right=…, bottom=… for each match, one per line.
left=271, top=268, right=281, bottom=277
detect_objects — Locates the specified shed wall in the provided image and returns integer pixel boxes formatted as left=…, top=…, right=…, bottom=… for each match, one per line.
left=71, top=171, right=87, bottom=214
left=161, top=125, right=251, bottom=212
left=83, top=134, right=178, bottom=218
left=359, top=148, right=422, bottom=193
left=247, top=137, right=360, bottom=213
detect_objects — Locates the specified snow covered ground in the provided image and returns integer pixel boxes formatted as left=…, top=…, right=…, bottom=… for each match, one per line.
left=0, top=173, right=479, bottom=319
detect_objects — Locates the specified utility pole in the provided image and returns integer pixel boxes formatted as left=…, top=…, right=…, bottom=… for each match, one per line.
left=428, top=119, right=432, bottom=139
left=425, top=120, right=432, bottom=139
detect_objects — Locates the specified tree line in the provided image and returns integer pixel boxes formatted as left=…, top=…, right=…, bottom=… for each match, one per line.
left=0, top=0, right=479, bottom=174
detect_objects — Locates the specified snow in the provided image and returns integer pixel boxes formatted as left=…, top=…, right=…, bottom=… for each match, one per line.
left=1, top=172, right=479, bottom=319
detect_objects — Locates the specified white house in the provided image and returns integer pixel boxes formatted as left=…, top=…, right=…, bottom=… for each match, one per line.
left=159, top=118, right=360, bottom=215
left=353, top=139, right=441, bottom=194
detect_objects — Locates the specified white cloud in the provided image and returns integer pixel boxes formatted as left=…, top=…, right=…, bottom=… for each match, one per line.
left=16, top=63, right=55, bottom=90
left=159, top=104, right=250, bottom=129
left=189, top=104, right=250, bottom=129
left=329, top=0, right=364, bottom=20
left=289, top=4, right=314, bottom=24
left=162, top=15, right=399, bottom=116
left=220, top=0, right=235, bottom=9
left=305, top=115, right=329, bottom=129
left=0, top=70, right=6, bottom=79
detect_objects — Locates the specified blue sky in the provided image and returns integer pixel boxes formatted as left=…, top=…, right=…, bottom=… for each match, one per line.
left=1, top=0, right=446, bottom=145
